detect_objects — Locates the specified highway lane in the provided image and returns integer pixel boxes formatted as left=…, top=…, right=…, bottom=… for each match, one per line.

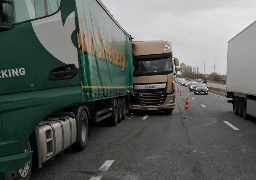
left=176, top=83, right=256, bottom=179
left=32, top=83, right=256, bottom=180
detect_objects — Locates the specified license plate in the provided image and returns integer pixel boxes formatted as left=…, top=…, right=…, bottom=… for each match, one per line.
left=148, top=108, right=158, bottom=110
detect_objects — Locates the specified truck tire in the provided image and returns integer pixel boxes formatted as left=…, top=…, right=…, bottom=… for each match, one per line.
left=121, top=98, right=126, bottom=120
left=243, top=99, right=250, bottom=120
left=234, top=97, right=239, bottom=115
left=238, top=98, right=244, bottom=117
left=107, top=99, right=118, bottom=126
left=73, top=110, right=89, bottom=151
left=7, top=142, right=32, bottom=180
left=164, top=109, right=173, bottom=115
left=117, top=98, right=122, bottom=123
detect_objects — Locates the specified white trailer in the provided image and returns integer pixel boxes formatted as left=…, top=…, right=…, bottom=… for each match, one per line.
left=227, top=20, right=256, bottom=119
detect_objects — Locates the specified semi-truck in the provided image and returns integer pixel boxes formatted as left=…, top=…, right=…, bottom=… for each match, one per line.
left=129, top=41, right=180, bottom=114
left=226, top=20, right=256, bottom=119
left=0, top=0, right=133, bottom=179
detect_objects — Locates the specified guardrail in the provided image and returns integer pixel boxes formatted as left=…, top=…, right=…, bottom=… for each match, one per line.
left=208, top=87, right=226, bottom=97
left=207, top=82, right=226, bottom=90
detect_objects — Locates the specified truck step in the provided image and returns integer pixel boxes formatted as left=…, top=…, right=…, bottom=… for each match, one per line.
left=227, top=99, right=233, bottom=103
left=46, top=138, right=53, bottom=142
left=46, top=152, right=53, bottom=158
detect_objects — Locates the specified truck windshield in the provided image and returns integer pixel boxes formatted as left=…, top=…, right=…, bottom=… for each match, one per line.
left=134, top=57, right=173, bottom=76
left=0, top=0, right=61, bottom=27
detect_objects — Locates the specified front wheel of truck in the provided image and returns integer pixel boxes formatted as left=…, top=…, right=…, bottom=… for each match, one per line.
left=73, top=110, right=89, bottom=151
left=164, top=109, right=173, bottom=115
left=7, top=142, right=32, bottom=180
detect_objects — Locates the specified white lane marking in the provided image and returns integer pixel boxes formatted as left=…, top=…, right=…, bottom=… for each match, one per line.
left=192, top=98, right=195, bottom=100
left=146, top=155, right=164, bottom=159
left=201, top=104, right=206, bottom=108
left=142, top=115, right=148, bottom=120
left=90, top=160, right=115, bottom=180
left=187, top=94, right=190, bottom=96
left=223, top=121, right=239, bottom=131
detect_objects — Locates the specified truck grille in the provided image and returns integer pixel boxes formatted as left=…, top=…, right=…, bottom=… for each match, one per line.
left=135, top=89, right=167, bottom=106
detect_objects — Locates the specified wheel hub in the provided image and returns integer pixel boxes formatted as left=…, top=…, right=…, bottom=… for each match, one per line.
left=114, top=102, right=118, bottom=122
left=119, top=106, right=122, bottom=119
left=81, top=118, right=87, bottom=142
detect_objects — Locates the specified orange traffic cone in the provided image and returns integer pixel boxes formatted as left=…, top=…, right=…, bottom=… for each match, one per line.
left=180, top=90, right=182, bottom=97
left=185, top=98, right=190, bottom=110
left=177, top=88, right=180, bottom=92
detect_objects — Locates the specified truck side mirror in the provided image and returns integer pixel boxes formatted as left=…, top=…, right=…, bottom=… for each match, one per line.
left=175, top=67, right=180, bottom=72
left=174, top=58, right=179, bottom=66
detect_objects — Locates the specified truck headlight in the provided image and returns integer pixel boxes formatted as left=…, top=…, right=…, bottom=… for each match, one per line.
left=169, top=98, right=174, bottom=103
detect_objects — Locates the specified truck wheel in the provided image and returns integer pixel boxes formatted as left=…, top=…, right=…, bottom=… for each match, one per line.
left=234, top=97, right=239, bottom=115
left=238, top=98, right=244, bottom=117
left=117, top=98, right=122, bottom=123
left=243, top=99, right=249, bottom=120
left=121, top=98, right=126, bottom=120
left=107, top=99, right=118, bottom=126
left=73, top=110, right=89, bottom=151
left=7, top=142, right=32, bottom=180
left=164, top=109, right=173, bottom=115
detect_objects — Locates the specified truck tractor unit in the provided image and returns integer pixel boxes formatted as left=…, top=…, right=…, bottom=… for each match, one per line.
left=129, top=41, right=180, bottom=114
left=227, top=20, right=256, bottom=119
left=0, top=0, right=133, bottom=179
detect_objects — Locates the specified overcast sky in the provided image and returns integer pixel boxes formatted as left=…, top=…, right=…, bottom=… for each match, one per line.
left=101, top=0, right=256, bottom=75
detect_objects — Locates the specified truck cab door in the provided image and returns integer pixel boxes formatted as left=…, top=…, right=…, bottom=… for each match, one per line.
left=0, top=0, right=81, bottom=96
left=31, top=0, right=80, bottom=81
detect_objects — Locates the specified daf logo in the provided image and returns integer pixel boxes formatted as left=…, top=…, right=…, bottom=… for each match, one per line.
left=145, top=86, right=155, bottom=89
left=164, top=44, right=171, bottom=51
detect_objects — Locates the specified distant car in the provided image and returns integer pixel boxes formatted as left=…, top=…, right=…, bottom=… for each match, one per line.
left=197, top=79, right=202, bottom=82
left=194, top=84, right=208, bottom=95
left=189, top=82, right=197, bottom=91
left=185, top=81, right=190, bottom=87
left=181, top=80, right=186, bottom=85
left=203, top=79, right=207, bottom=83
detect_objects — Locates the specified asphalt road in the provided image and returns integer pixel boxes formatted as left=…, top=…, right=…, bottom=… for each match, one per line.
left=31, top=83, right=256, bottom=180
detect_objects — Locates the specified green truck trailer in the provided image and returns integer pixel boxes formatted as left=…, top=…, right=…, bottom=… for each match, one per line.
left=0, top=0, right=133, bottom=179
